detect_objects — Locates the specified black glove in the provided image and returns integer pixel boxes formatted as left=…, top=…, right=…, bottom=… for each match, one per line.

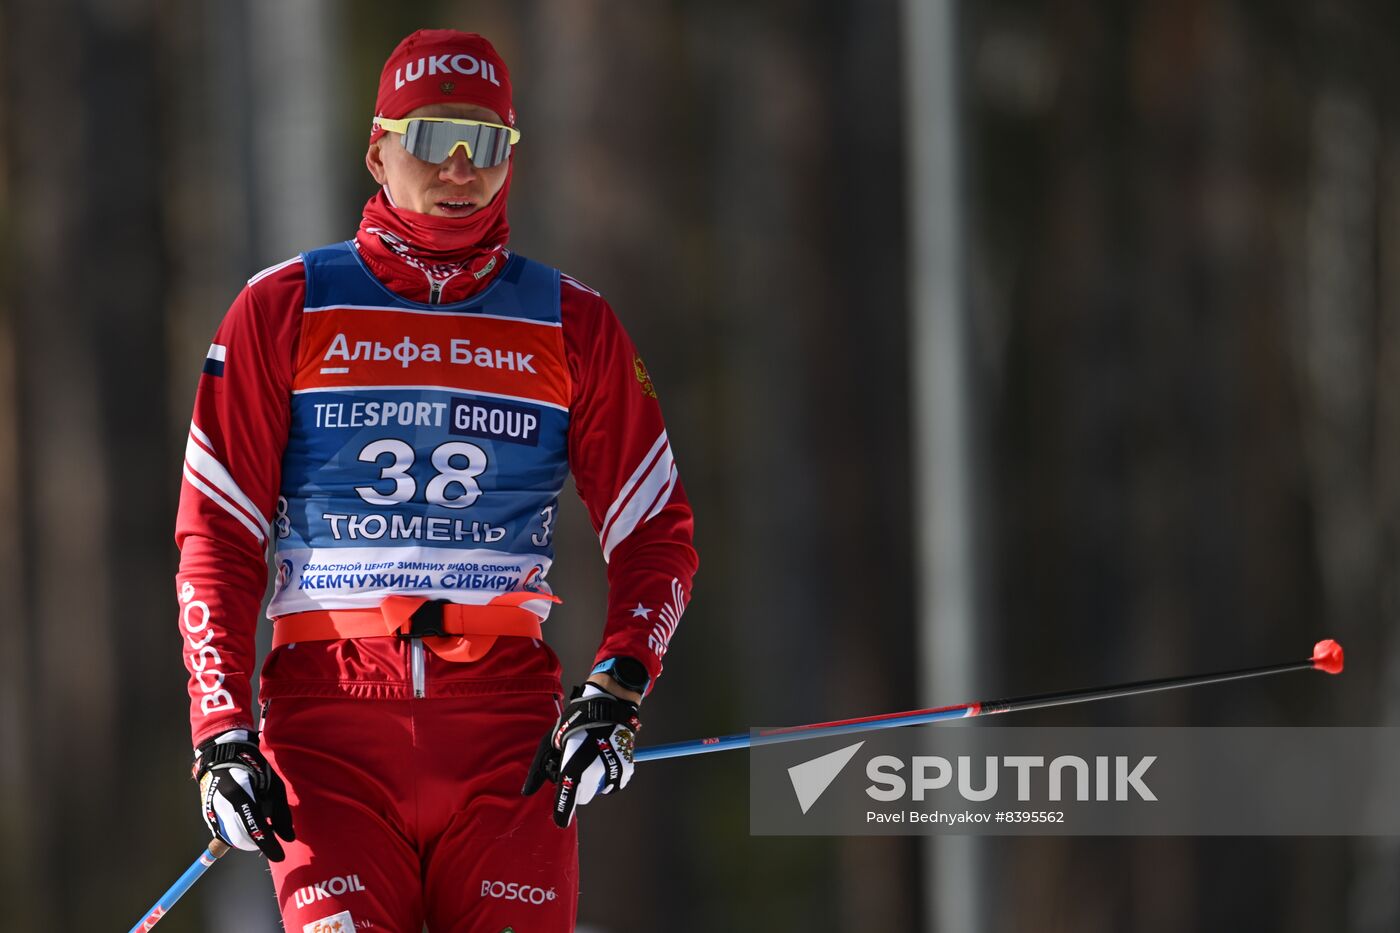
left=193, top=730, right=296, bottom=861
left=522, top=684, right=641, bottom=827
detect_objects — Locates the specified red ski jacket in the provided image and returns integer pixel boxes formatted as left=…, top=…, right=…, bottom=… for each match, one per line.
left=176, top=222, right=697, bottom=746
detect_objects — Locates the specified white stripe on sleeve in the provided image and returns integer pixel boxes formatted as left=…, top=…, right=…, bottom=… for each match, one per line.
left=247, top=254, right=303, bottom=286
left=642, top=464, right=679, bottom=524
left=189, top=420, right=216, bottom=451
left=601, top=435, right=676, bottom=562
left=182, top=466, right=266, bottom=544
left=184, top=433, right=270, bottom=540
left=561, top=273, right=601, bottom=296
left=598, top=432, right=668, bottom=544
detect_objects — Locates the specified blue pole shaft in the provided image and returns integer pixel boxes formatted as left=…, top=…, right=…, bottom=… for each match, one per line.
left=127, top=840, right=228, bottom=933
left=634, top=704, right=978, bottom=762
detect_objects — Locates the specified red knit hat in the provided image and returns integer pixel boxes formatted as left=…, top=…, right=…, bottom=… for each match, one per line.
left=370, top=29, right=515, bottom=140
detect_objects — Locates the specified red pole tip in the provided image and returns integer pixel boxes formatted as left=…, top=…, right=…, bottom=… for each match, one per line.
left=1311, top=639, right=1344, bottom=675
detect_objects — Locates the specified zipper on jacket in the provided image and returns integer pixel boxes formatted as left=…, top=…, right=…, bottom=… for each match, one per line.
left=411, top=640, right=426, bottom=697
left=425, top=264, right=472, bottom=304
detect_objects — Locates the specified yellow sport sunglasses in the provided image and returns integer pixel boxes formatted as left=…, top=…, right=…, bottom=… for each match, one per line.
left=373, top=116, right=521, bottom=167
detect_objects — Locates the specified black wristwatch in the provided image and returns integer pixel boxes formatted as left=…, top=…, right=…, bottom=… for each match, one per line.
left=590, top=656, right=650, bottom=694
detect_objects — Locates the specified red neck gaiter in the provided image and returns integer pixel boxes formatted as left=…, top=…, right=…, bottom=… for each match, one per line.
left=355, top=168, right=512, bottom=303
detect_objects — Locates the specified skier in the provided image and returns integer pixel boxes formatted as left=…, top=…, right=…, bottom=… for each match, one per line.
left=176, top=28, right=697, bottom=932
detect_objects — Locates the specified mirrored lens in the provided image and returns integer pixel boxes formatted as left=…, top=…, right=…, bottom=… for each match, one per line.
left=400, top=120, right=513, bottom=168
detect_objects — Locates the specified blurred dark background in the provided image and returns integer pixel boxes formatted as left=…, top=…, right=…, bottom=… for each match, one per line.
left=2, top=0, right=1398, bottom=930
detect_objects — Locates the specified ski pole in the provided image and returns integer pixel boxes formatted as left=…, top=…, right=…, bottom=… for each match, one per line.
left=126, top=839, right=229, bottom=933
left=137, top=640, right=1344, bottom=919
left=634, top=638, right=1345, bottom=762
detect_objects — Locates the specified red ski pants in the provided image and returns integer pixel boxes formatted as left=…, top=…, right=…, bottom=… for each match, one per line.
left=261, top=692, right=578, bottom=932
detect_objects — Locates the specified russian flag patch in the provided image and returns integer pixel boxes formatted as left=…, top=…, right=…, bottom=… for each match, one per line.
left=203, top=343, right=227, bottom=377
